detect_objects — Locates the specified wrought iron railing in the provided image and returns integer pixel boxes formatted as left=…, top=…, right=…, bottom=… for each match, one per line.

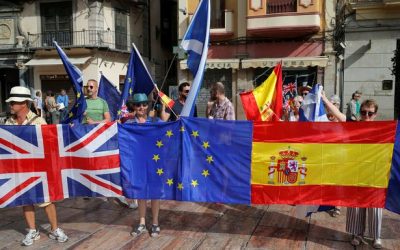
left=267, top=0, right=297, bottom=14
left=27, top=30, right=132, bottom=51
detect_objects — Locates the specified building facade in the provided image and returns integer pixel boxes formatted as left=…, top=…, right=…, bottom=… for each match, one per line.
left=178, top=0, right=334, bottom=119
left=0, top=0, right=176, bottom=113
left=337, top=0, right=400, bottom=120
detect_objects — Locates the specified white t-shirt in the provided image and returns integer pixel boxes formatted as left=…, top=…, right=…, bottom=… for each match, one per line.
left=34, top=96, right=43, bottom=110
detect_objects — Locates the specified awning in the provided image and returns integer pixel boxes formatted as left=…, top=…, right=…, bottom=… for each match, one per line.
left=180, top=58, right=240, bottom=70
left=242, top=56, right=329, bottom=69
left=25, top=57, right=92, bottom=66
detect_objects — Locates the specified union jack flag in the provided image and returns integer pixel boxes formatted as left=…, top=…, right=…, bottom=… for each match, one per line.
left=0, top=123, right=121, bottom=208
left=283, top=82, right=297, bottom=95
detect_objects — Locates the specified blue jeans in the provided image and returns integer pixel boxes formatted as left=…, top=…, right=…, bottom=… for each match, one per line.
left=59, top=109, right=68, bottom=122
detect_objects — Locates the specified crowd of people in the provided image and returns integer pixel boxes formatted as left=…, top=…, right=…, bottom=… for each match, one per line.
left=30, top=88, right=70, bottom=125
left=2, top=81, right=384, bottom=248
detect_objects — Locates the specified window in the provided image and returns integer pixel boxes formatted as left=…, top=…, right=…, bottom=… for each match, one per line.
left=41, top=1, right=72, bottom=46
left=211, top=0, right=225, bottom=29
left=115, top=9, right=128, bottom=50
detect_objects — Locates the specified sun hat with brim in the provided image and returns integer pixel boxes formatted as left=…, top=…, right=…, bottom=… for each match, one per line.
left=132, top=93, right=148, bottom=104
left=6, top=86, right=33, bottom=102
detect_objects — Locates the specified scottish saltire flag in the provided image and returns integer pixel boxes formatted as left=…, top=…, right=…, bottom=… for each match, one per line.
left=0, top=123, right=121, bottom=207
left=386, top=120, right=400, bottom=214
left=118, top=43, right=155, bottom=118
left=299, top=83, right=329, bottom=122
left=119, top=117, right=252, bottom=204
left=99, top=74, right=121, bottom=121
left=54, top=41, right=87, bottom=124
left=180, top=0, right=210, bottom=117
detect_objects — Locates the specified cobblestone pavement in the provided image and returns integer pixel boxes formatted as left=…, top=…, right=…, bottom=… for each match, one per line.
left=1, top=199, right=399, bottom=249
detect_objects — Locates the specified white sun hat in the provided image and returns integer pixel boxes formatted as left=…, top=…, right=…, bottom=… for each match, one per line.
left=6, top=86, right=33, bottom=102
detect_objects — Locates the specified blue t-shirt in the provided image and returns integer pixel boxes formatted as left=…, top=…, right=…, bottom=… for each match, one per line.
left=56, top=95, right=69, bottom=110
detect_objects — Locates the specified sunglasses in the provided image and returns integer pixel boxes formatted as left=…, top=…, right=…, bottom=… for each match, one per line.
left=134, top=103, right=148, bottom=107
left=88, top=85, right=95, bottom=89
left=10, top=101, right=25, bottom=106
left=183, top=89, right=190, bottom=94
left=360, top=110, right=376, bottom=117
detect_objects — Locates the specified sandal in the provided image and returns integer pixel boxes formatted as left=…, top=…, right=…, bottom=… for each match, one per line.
left=131, top=224, right=147, bottom=237
left=351, top=235, right=367, bottom=246
left=150, top=224, right=160, bottom=237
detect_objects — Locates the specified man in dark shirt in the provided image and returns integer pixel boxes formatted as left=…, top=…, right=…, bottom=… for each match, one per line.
left=164, top=82, right=197, bottom=121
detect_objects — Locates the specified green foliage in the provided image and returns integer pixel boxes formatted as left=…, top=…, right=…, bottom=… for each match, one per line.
left=392, top=48, right=400, bottom=79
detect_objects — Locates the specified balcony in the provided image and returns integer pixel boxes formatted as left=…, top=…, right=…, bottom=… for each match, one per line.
left=247, top=0, right=321, bottom=38
left=210, top=10, right=234, bottom=39
left=349, top=0, right=400, bottom=8
left=27, top=30, right=132, bottom=51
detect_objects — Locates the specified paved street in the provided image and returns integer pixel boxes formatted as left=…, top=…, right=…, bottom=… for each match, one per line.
left=1, top=199, right=400, bottom=250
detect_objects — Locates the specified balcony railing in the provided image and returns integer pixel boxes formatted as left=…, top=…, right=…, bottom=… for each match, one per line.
left=267, top=0, right=297, bottom=14
left=27, top=30, right=132, bottom=51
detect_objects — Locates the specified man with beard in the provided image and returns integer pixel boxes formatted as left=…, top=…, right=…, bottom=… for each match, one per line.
left=84, top=79, right=111, bottom=124
left=163, top=82, right=197, bottom=121
left=207, top=82, right=235, bottom=120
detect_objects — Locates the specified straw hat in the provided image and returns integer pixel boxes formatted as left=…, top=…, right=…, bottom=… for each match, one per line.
left=6, top=86, right=33, bottom=102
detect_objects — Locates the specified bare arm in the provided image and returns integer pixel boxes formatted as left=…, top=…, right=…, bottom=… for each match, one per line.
left=321, top=92, right=346, bottom=122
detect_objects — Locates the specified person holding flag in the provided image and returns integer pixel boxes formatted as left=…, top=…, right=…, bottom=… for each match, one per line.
left=83, top=79, right=111, bottom=124
left=5, top=86, right=68, bottom=246
left=163, top=82, right=197, bottom=121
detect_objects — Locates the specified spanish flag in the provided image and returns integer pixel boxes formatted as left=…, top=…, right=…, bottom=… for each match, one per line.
left=240, top=63, right=283, bottom=121
left=158, top=91, right=175, bottom=109
left=251, top=121, right=397, bottom=208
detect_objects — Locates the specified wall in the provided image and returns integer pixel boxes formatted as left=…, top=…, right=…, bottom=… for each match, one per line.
left=344, top=31, right=398, bottom=120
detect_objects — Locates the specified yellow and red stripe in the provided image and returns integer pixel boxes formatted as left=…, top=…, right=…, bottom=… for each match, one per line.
left=240, top=63, right=283, bottom=122
left=251, top=121, right=397, bottom=208
left=158, top=91, right=175, bottom=109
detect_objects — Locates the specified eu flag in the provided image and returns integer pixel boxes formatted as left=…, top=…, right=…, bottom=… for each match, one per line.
left=118, top=43, right=155, bottom=118
left=54, top=41, right=87, bottom=124
left=98, top=74, right=121, bottom=121
left=118, top=117, right=252, bottom=204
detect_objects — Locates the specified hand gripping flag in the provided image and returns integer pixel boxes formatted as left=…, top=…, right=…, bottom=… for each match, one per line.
left=299, top=83, right=329, bottom=122
left=240, top=63, right=283, bottom=121
left=54, top=41, right=87, bottom=124
left=98, top=74, right=121, bottom=121
left=118, top=43, right=155, bottom=118
left=180, top=0, right=210, bottom=117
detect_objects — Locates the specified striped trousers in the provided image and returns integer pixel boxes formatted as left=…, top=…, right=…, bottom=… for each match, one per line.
left=346, top=207, right=382, bottom=239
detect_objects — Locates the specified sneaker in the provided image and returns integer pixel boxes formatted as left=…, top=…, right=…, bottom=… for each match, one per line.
left=150, top=224, right=160, bottom=237
left=49, top=228, right=68, bottom=243
left=22, top=229, right=40, bottom=246
left=131, top=224, right=147, bottom=237
left=373, top=238, right=382, bottom=249
left=332, top=207, right=341, bottom=217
